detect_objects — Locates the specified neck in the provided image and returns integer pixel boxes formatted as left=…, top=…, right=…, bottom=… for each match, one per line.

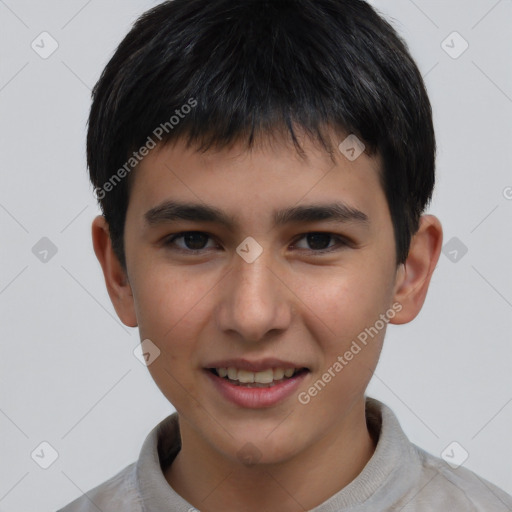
left=165, top=400, right=376, bottom=512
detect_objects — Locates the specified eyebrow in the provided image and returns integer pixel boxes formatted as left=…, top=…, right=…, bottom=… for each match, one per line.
left=144, top=200, right=369, bottom=229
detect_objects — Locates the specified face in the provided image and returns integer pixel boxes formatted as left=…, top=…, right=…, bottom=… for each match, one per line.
left=121, top=132, right=403, bottom=465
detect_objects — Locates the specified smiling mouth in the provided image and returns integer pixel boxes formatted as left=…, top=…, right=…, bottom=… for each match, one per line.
left=207, top=367, right=309, bottom=388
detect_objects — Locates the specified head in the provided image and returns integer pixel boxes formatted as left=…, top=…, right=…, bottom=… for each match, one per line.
left=90, top=0, right=442, bottom=467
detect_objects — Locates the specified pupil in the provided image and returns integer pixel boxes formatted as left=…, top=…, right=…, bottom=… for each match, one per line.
left=184, top=233, right=208, bottom=250
left=307, top=233, right=331, bottom=250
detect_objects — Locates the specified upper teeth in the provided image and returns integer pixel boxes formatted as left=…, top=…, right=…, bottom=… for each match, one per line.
left=216, top=367, right=299, bottom=383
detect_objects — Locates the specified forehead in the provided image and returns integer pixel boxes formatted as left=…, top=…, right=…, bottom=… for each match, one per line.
left=126, top=131, right=387, bottom=228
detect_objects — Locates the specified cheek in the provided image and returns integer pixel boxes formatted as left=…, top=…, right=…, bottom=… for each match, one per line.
left=131, top=262, right=216, bottom=338
left=130, top=265, right=216, bottom=408
left=302, top=261, right=393, bottom=345
left=129, top=264, right=219, bottom=398
left=297, top=259, right=394, bottom=406
left=297, top=272, right=389, bottom=419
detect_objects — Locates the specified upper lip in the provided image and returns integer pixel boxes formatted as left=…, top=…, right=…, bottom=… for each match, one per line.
left=205, top=358, right=309, bottom=372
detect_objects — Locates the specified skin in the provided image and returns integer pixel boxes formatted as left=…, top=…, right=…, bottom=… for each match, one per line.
left=92, top=130, right=443, bottom=512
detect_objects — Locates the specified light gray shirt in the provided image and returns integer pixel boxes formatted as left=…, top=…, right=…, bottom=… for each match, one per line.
left=57, top=397, right=512, bottom=511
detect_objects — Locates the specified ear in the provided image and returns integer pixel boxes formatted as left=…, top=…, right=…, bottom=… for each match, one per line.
left=91, top=215, right=138, bottom=327
left=390, top=214, right=443, bottom=324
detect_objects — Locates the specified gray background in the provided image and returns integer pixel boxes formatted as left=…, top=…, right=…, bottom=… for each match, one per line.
left=0, top=0, right=511, bottom=510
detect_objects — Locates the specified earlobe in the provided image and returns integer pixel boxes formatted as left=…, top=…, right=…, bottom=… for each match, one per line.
left=390, top=215, right=443, bottom=325
left=91, top=215, right=138, bottom=327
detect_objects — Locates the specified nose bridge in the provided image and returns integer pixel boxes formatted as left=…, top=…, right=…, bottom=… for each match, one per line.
left=215, top=250, right=291, bottom=342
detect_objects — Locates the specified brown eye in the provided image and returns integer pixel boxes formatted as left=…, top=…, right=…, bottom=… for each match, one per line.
left=181, top=232, right=210, bottom=250
left=304, top=233, right=333, bottom=250
left=293, top=232, right=348, bottom=253
left=164, top=232, right=216, bottom=252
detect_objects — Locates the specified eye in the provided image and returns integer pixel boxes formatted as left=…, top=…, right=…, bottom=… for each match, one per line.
left=292, top=232, right=349, bottom=253
left=163, top=231, right=218, bottom=253
left=162, top=231, right=350, bottom=255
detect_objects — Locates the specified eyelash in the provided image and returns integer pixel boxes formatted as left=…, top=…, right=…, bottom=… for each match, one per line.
left=162, top=231, right=351, bottom=255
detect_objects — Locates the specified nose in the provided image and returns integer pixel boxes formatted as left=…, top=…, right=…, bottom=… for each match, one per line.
left=214, top=250, right=293, bottom=343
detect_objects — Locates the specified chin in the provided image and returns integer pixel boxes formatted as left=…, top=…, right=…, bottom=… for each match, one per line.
left=221, top=431, right=304, bottom=467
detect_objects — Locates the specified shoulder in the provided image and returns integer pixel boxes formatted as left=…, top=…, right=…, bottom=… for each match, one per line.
left=56, top=462, right=142, bottom=512
left=366, top=398, right=512, bottom=511
left=408, top=444, right=512, bottom=511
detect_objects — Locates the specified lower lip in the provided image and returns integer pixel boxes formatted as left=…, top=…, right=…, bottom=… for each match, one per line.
left=205, top=369, right=309, bottom=408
